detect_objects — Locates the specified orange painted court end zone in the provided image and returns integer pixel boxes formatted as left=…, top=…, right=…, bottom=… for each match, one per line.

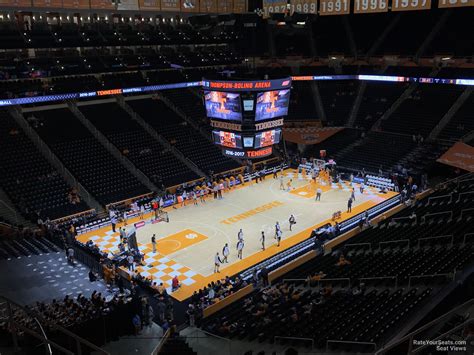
left=154, top=229, right=208, bottom=255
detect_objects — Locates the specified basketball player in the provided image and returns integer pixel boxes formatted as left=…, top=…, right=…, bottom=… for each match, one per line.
left=181, top=190, right=187, bottom=207
left=238, top=229, right=244, bottom=243
left=200, top=188, right=206, bottom=204
left=287, top=179, right=293, bottom=191
left=222, top=243, right=229, bottom=263
left=260, top=231, right=265, bottom=250
left=273, top=166, right=278, bottom=179
left=351, top=188, right=356, bottom=201
left=315, top=187, right=322, bottom=201
left=276, top=229, right=282, bottom=247
left=289, top=215, right=296, bottom=231
left=274, top=222, right=281, bottom=239
left=214, top=252, right=222, bottom=273
left=279, top=175, right=285, bottom=190
left=237, top=239, right=244, bottom=259
left=192, top=191, right=198, bottom=206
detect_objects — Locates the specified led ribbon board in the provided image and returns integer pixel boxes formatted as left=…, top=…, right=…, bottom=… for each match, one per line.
left=1, top=75, right=473, bottom=107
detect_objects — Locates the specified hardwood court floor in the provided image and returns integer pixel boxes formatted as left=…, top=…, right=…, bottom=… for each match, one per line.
left=78, top=170, right=397, bottom=301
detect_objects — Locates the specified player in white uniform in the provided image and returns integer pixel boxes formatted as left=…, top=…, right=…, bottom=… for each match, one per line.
left=274, top=222, right=281, bottom=239
left=222, top=243, right=230, bottom=263
left=238, top=229, right=244, bottom=242
left=237, top=240, right=244, bottom=259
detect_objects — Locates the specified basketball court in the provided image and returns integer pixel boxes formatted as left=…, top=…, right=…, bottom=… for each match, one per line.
left=77, top=170, right=398, bottom=301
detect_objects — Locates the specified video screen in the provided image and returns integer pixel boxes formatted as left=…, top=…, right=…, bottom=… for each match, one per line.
left=255, top=89, right=290, bottom=121
left=204, top=91, right=242, bottom=121
left=254, top=129, right=281, bottom=148
left=212, top=130, right=242, bottom=149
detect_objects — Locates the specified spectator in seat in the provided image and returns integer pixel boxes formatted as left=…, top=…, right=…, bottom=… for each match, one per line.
left=336, top=254, right=351, bottom=266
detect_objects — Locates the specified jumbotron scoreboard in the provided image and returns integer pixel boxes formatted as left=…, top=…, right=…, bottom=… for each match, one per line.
left=202, top=78, right=291, bottom=159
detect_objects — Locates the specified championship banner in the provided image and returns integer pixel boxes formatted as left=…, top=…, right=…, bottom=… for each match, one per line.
left=139, top=0, right=160, bottom=10
left=290, top=0, right=317, bottom=14
left=319, top=0, right=350, bottom=15
left=233, top=0, right=246, bottom=12
left=438, top=0, right=474, bottom=7
left=437, top=142, right=474, bottom=172
left=32, top=0, right=62, bottom=7
left=283, top=127, right=343, bottom=145
left=90, top=0, right=115, bottom=8
left=217, top=0, right=233, bottom=12
left=199, top=0, right=217, bottom=12
left=181, top=0, right=199, bottom=11
left=353, top=0, right=388, bottom=13
left=62, top=0, right=90, bottom=8
left=263, top=0, right=288, bottom=17
left=391, top=0, right=431, bottom=11
left=161, top=0, right=180, bottom=10
left=117, top=0, right=139, bottom=9
left=0, top=0, right=33, bottom=5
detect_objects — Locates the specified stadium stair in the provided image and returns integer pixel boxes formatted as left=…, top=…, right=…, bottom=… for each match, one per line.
left=371, top=68, right=439, bottom=131
left=7, top=106, right=102, bottom=214
left=67, top=100, right=159, bottom=192
left=428, top=87, right=473, bottom=140
left=117, top=95, right=207, bottom=179
left=0, top=188, right=30, bottom=227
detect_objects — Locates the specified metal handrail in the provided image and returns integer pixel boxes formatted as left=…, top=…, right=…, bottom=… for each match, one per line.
left=392, top=215, right=416, bottom=224
left=317, top=277, right=351, bottom=288
left=375, top=298, right=474, bottom=354
left=421, top=210, right=453, bottom=223
left=417, top=234, right=454, bottom=248
left=275, top=336, right=314, bottom=349
left=34, top=317, right=52, bottom=355
left=460, top=207, right=474, bottom=220
left=379, top=239, right=410, bottom=248
left=463, top=233, right=474, bottom=245
left=412, top=319, right=474, bottom=354
left=455, top=190, right=474, bottom=203
left=150, top=328, right=170, bottom=355
left=345, top=242, right=372, bottom=251
left=359, top=276, right=398, bottom=288
left=408, top=272, right=454, bottom=288
left=326, top=339, right=377, bottom=352
left=427, top=194, right=452, bottom=205
left=0, top=295, right=110, bottom=355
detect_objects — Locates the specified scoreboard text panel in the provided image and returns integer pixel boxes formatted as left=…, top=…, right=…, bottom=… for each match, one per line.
left=354, top=0, right=388, bottom=13
left=391, top=0, right=431, bottom=11
left=438, top=0, right=473, bottom=7
left=319, top=0, right=350, bottom=15
left=290, top=0, right=317, bottom=14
